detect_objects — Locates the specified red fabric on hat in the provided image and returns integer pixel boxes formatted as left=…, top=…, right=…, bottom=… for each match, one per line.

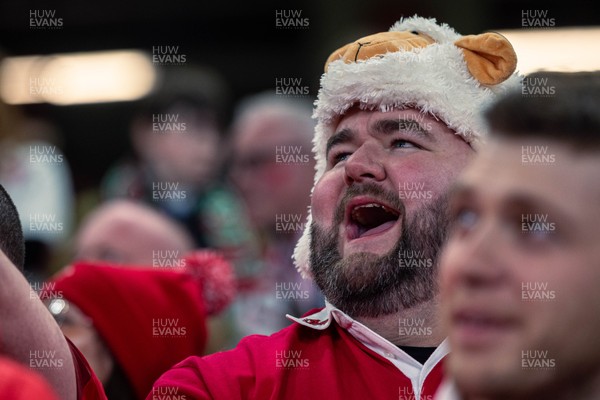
left=183, top=250, right=235, bottom=315
left=47, top=261, right=208, bottom=400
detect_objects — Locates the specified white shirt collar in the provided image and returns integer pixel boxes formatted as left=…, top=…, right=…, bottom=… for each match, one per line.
left=287, top=301, right=450, bottom=399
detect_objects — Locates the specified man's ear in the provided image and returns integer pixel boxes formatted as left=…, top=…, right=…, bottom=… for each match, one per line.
left=454, top=32, right=517, bottom=85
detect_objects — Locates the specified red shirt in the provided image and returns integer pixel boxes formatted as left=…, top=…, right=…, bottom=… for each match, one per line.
left=149, top=306, right=446, bottom=400
left=0, top=356, right=59, bottom=400
left=67, top=337, right=107, bottom=400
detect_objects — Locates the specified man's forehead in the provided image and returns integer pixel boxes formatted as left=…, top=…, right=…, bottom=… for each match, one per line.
left=456, top=138, right=597, bottom=205
left=331, top=106, right=446, bottom=134
left=325, top=107, right=464, bottom=157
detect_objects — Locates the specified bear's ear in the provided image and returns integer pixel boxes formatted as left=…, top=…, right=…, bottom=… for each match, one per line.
left=325, top=43, right=353, bottom=71
left=454, top=32, right=517, bottom=85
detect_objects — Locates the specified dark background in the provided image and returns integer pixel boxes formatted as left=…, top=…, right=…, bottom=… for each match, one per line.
left=0, top=0, right=598, bottom=193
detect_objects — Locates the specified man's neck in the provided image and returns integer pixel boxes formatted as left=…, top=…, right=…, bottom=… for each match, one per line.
left=354, top=297, right=444, bottom=346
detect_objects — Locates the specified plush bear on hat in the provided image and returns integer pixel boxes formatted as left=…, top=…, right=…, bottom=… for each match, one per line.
left=326, top=28, right=516, bottom=85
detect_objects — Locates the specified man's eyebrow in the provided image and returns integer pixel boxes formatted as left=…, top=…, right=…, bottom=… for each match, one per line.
left=447, top=182, right=553, bottom=207
left=449, top=182, right=569, bottom=224
left=373, top=118, right=437, bottom=142
left=502, top=192, right=562, bottom=215
left=326, top=128, right=355, bottom=156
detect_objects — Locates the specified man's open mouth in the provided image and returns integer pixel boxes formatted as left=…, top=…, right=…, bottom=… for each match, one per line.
left=345, top=199, right=401, bottom=240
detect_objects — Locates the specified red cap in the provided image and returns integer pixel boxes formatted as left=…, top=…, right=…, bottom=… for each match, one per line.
left=44, top=251, right=232, bottom=400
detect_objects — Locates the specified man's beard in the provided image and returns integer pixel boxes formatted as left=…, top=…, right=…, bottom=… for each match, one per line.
left=309, top=183, right=450, bottom=318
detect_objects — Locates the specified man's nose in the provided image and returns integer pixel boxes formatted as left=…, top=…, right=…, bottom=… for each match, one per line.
left=343, top=143, right=386, bottom=186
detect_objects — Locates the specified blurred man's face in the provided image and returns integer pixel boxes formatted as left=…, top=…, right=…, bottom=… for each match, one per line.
left=74, top=205, right=192, bottom=266
left=309, top=108, right=473, bottom=317
left=441, top=138, right=600, bottom=398
left=230, top=112, right=314, bottom=232
left=75, top=218, right=146, bottom=264
left=134, top=109, right=221, bottom=187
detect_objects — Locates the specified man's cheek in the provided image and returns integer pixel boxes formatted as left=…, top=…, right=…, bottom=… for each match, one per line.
left=438, top=244, right=458, bottom=291
left=393, top=157, right=456, bottom=197
left=310, top=177, right=339, bottom=224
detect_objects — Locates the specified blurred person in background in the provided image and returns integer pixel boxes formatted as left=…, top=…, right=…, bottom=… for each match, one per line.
left=101, top=68, right=260, bottom=344
left=43, top=250, right=235, bottom=400
left=71, top=198, right=237, bottom=352
left=101, top=66, right=262, bottom=349
left=101, top=66, right=258, bottom=269
left=228, top=91, right=324, bottom=338
left=438, top=72, right=600, bottom=400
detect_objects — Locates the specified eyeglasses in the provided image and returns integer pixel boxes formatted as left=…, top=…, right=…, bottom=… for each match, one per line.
left=47, top=298, right=93, bottom=328
left=233, top=152, right=276, bottom=170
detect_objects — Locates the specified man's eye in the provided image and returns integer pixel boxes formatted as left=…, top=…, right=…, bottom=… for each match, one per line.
left=451, top=208, right=479, bottom=232
left=523, top=229, right=553, bottom=242
left=391, top=139, right=418, bottom=149
left=330, top=151, right=351, bottom=165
